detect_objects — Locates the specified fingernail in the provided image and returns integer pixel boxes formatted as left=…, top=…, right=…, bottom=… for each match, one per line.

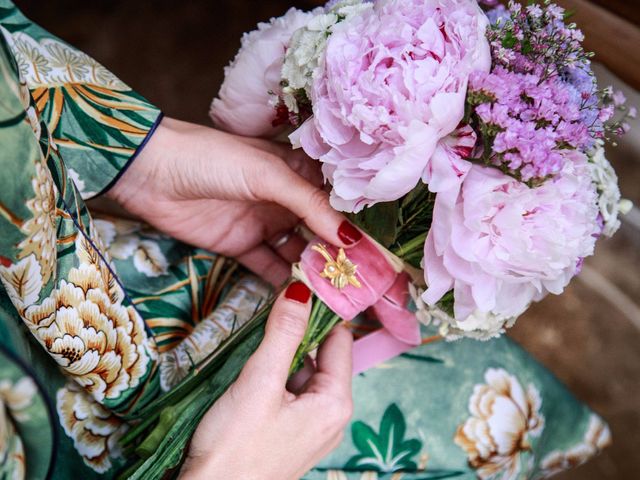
left=338, top=220, right=363, bottom=246
left=285, top=281, right=312, bottom=304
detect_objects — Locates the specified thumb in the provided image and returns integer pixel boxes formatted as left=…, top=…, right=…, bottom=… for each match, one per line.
left=251, top=157, right=357, bottom=248
left=240, top=282, right=312, bottom=390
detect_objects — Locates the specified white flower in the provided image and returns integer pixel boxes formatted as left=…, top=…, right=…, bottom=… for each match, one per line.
left=437, top=309, right=517, bottom=341
left=0, top=410, right=25, bottom=480
left=0, top=376, right=38, bottom=480
left=408, top=284, right=517, bottom=341
left=5, top=233, right=156, bottom=404
left=455, top=368, right=545, bottom=480
left=281, top=0, right=373, bottom=100
left=210, top=8, right=318, bottom=137
left=17, top=160, right=58, bottom=284
left=588, top=143, right=632, bottom=237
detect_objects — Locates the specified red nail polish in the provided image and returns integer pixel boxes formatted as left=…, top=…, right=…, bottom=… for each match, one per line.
left=285, top=281, right=311, bottom=304
left=338, top=221, right=363, bottom=246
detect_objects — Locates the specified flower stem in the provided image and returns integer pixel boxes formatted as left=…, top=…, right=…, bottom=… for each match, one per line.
left=393, top=232, right=427, bottom=260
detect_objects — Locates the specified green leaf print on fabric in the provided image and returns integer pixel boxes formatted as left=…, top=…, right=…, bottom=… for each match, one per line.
left=399, top=352, right=444, bottom=364
left=346, top=403, right=422, bottom=473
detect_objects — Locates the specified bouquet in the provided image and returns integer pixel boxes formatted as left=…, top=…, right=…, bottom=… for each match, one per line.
left=121, top=1, right=633, bottom=477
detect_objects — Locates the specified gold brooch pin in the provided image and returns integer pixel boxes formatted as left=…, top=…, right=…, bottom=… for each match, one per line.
left=311, top=244, right=361, bottom=290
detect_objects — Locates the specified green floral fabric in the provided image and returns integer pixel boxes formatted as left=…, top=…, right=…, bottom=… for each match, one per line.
left=0, top=1, right=609, bottom=479
left=304, top=329, right=610, bottom=480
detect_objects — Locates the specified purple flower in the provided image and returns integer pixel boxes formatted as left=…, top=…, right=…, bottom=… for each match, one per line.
left=485, top=4, right=510, bottom=26
left=598, top=105, right=614, bottom=123
left=469, top=67, right=591, bottom=182
left=612, top=90, right=627, bottom=107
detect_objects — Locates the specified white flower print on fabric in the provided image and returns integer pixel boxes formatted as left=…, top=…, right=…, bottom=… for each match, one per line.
left=537, top=414, right=611, bottom=478
left=455, top=368, right=545, bottom=480
left=1, top=230, right=156, bottom=404
left=56, top=382, right=127, bottom=474
left=17, top=158, right=58, bottom=285
left=67, top=168, right=97, bottom=200
left=0, top=377, right=37, bottom=423
left=94, top=219, right=169, bottom=278
left=0, top=376, right=37, bottom=480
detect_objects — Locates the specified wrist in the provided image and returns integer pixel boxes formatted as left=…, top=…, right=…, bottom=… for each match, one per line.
left=105, top=117, right=178, bottom=209
left=179, top=452, right=247, bottom=480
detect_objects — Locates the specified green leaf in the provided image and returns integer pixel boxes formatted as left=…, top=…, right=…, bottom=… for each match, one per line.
left=521, top=39, right=533, bottom=55
left=502, top=31, right=517, bottom=49
left=353, top=200, right=399, bottom=248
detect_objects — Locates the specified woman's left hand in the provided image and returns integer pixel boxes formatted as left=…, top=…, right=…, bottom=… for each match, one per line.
left=107, top=117, right=356, bottom=285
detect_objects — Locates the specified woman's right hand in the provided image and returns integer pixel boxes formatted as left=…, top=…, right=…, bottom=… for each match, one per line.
left=180, top=281, right=354, bottom=480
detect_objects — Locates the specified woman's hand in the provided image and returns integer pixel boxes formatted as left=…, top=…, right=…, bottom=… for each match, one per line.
left=180, top=282, right=353, bottom=480
left=107, top=117, right=359, bottom=285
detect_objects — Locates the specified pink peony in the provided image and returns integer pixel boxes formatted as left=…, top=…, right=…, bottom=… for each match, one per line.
left=210, top=8, right=316, bottom=137
left=423, top=151, right=600, bottom=320
left=290, top=0, right=491, bottom=212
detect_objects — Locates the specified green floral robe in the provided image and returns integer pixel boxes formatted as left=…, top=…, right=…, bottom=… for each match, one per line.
left=0, top=2, right=610, bottom=479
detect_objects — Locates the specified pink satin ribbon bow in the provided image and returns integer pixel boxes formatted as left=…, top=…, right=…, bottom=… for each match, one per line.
left=299, top=236, right=421, bottom=375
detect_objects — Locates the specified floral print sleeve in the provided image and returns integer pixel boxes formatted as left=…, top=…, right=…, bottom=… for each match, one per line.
left=0, top=21, right=158, bottom=414
left=0, top=0, right=162, bottom=199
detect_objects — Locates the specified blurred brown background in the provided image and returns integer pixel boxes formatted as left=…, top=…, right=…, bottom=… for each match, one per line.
left=13, top=1, right=640, bottom=478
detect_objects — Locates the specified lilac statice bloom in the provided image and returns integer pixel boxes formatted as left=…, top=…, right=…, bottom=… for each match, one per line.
left=469, top=67, right=591, bottom=182
left=485, top=4, right=510, bottom=26
left=562, top=65, right=602, bottom=143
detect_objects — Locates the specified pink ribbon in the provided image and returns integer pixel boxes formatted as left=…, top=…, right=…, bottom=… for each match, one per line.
left=299, top=236, right=421, bottom=375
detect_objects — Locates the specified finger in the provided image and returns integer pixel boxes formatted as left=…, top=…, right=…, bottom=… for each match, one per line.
left=269, top=231, right=307, bottom=264
left=253, top=203, right=300, bottom=239
left=242, top=137, right=324, bottom=189
left=251, top=160, right=358, bottom=248
left=316, top=324, right=353, bottom=384
left=286, top=355, right=315, bottom=394
left=241, top=282, right=312, bottom=388
left=282, top=149, right=324, bottom=188
left=236, top=245, right=290, bottom=286
left=304, top=324, right=353, bottom=398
